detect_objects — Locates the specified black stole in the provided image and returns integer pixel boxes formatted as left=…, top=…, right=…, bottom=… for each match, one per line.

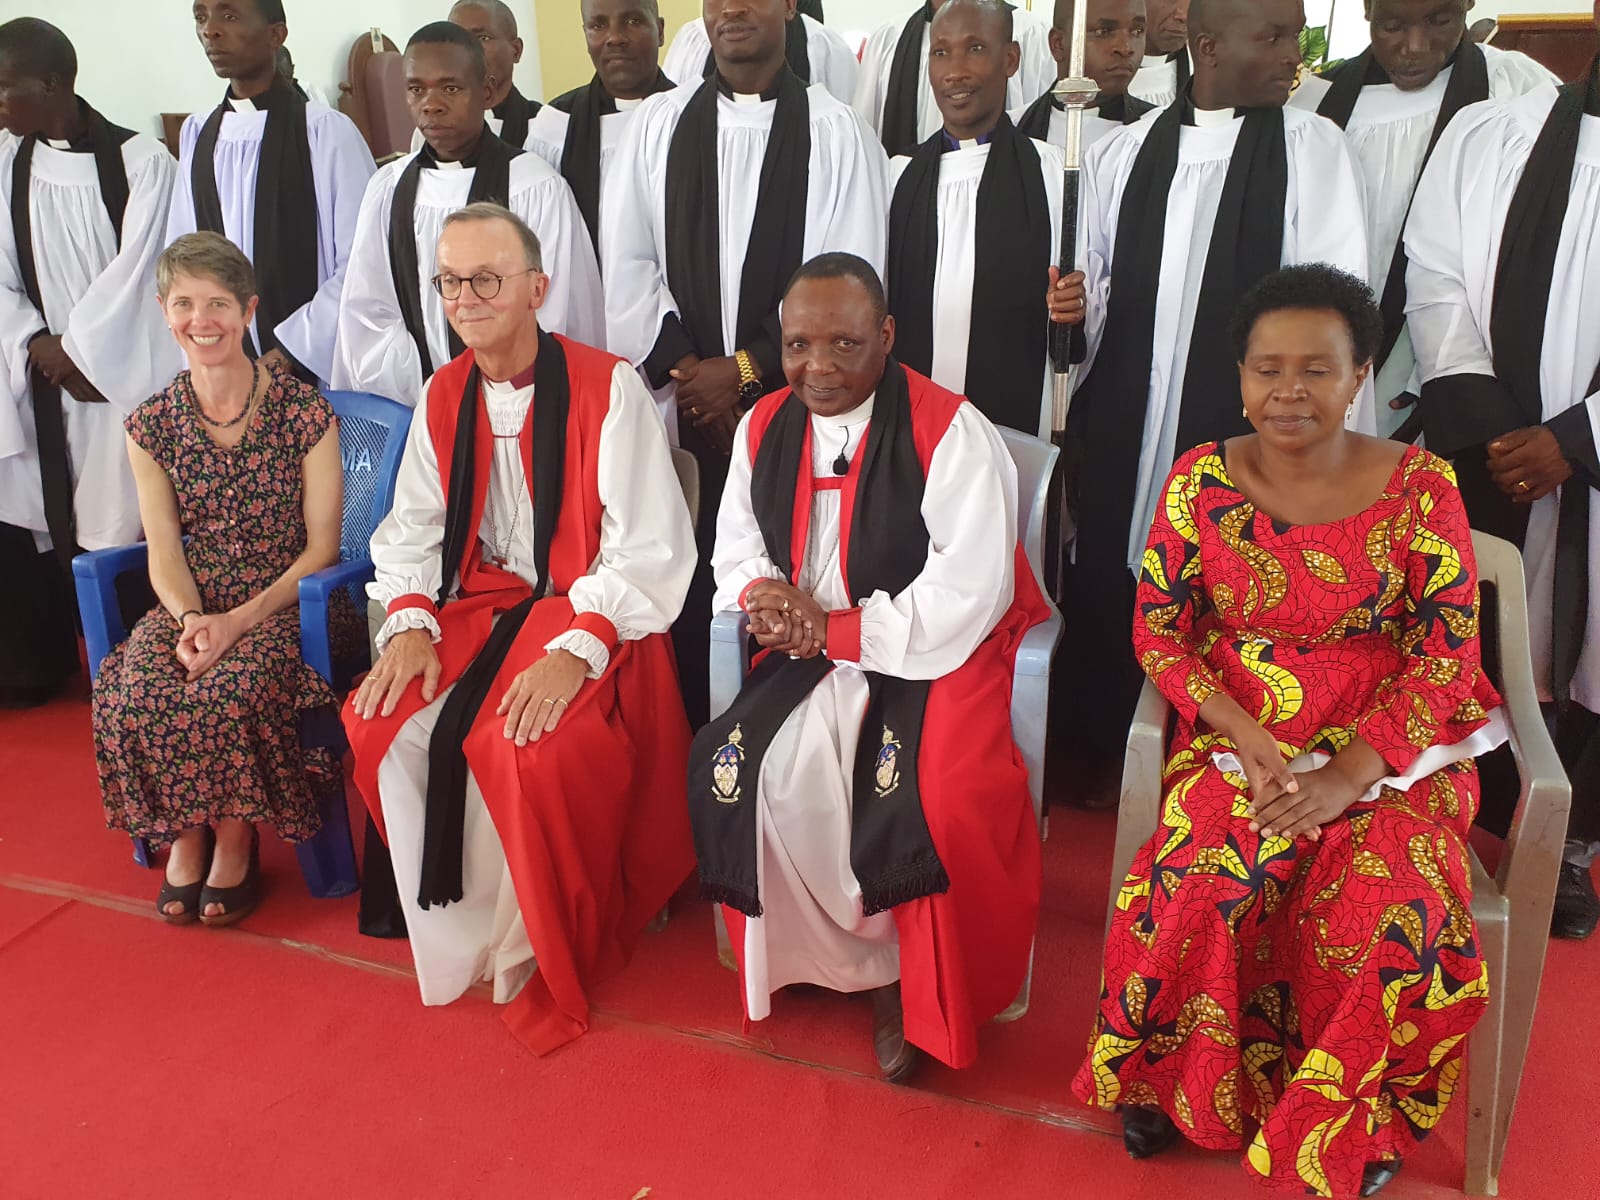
left=1317, top=40, right=1489, bottom=371
left=1072, top=99, right=1287, bottom=577
left=417, top=331, right=571, bottom=908
left=882, top=3, right=934, bottom=158
left=550, top=71, right=675, bottom=254
left=1485, top=59, right=1600, bottom=707
left=688, top=360, right=950, bottom=918
left=1014, top=88, right=1153, bottom=140
left=1169, top=47, right=1192, bottom=97
left=700, top=15, right=812, bottom=84
left=386, top=129, right=520, bottom=379
left=493, top=86, right=540, bottom=149
left=9, top=99, right=134, bottom=566
left=888, top=116, right=1051, bottom=432
left=192, top=81, right=317, bottom=359
left=663, top=70, right=810, bottom=366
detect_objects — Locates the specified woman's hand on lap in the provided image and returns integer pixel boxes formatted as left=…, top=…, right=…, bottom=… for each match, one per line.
left=177, top=612, right=241, bottom=682
left=1248, top=763, right=1365, bottom=841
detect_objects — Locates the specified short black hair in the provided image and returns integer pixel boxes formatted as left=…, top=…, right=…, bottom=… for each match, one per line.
left=933, top=0, right=1016, bottom=41
left=406, top=20, right=489, bottom=82
left=1230, top=263, right=1383, bottom=365
left=785, top=253, right=889, bottom=321
left=0, top=17, right=77, bottom=86
left=450, top=0, right=518, bottom=38
left=252, top=0, right=288, bottom=24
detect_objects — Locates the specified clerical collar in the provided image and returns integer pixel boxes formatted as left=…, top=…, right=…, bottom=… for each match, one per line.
left=812, top=391, right=875, bottom=428
left=44, top=137, right=72, bottom=151
left=419, top=129, right=491, bottom=170
left=482, top=361, right=538, bottom=390
left=714, top=72, right=784, bottom=102
left=615, top=96, right=644, bottom=111
left=1141, top=54, right=1170, bottom=69
left=941, top=128, right=994, bottom=152
left=1190, top=104, right=1239, bottom=127
left=226, top=80, right=293, bottom=113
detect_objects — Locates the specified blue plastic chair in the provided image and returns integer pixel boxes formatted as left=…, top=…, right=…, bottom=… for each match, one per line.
left=73, top=391, right=413, bottom=897
left=706, top=425, right=1064, bottom=1015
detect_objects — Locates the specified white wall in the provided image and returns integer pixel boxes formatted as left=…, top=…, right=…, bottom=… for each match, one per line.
left=39, top=0, right=544, bottom=140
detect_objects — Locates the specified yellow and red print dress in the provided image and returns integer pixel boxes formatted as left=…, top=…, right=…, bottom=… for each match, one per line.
left=1072, top=443, right=1502, bottom=1196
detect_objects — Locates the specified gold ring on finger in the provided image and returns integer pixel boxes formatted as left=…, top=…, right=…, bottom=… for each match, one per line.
left=1516, top=480, right=1530, bottom=493
left=553, top=698, right=568, bottom=707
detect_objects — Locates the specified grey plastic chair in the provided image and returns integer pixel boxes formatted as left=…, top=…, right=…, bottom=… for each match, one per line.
left=707, top=425, right=1064, bottom=1019
left=1109, top=530, right=1569, bottom=1197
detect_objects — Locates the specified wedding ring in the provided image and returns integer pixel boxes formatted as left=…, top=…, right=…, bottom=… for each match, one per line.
left=553, top=698, right=568, bottom=707
left=690, top=406, right=701, bottom=417
left=1516, top=480, right=1530, bottom=493
left=782, top=599, right=790, bottom=610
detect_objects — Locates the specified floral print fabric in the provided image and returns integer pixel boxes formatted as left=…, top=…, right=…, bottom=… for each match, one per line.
left=95, top=372, right=343, bottom=846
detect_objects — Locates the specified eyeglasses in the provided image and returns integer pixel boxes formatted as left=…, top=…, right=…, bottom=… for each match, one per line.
left=430, top=268, right=541, bottom=300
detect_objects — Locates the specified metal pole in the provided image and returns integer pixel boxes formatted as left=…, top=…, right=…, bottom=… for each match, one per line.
left=1049, top=0, right=1097, bottom=437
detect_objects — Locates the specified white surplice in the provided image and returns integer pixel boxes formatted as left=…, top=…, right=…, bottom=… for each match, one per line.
left=0, top=132, right=180, bottom=552
left=167, top=97, right=375, bottom=386
left=663, top=13, right=861, bottom=106
left=524, top=93, right=647, bottom=208
left=332, top=150, right=605, bottom=407
left=601, top=83, right=890, bottom=389
left=710, top=395, right=1018, bottom=1015
left=1290, top=46, right=1558, bottom=432
left=365, top=358, right=696, bottom=1004
left=853, top=5, right=1056, bottom=145
left=1079, top=104, right=1373, bottom=569
left=1129, top=51, right=1184, bottom=108
left=1405, top=88, right=1600, bottom=711
left=887, top=137, right=1064, bottom=439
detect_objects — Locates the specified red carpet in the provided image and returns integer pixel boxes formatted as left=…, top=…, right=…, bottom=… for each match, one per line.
left=2, top=683, right=1597, bottom=1199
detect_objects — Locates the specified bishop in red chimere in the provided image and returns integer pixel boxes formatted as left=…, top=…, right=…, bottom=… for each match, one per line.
left=345, top=202, right=696, bottom=1055
left=690, top=253, right=1048, bottom=1079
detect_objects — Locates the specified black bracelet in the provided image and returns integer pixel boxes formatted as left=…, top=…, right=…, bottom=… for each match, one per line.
left=178, top=609, right=203, bottom=625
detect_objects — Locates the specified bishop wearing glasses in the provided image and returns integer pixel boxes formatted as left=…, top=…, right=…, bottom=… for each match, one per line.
left=344, top=202, right=696, bottom=1056
left=333, top=22, right=602, bottom=407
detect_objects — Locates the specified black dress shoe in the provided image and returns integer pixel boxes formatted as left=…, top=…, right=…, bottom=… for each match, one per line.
left=1552, top=860, right=1600, bottom=940
left=1360, top=1157, right=1402, bottom=1196
left=869, top=984, right=923, bottom=1083
left=1119, top=1104, right=1180, bottom=1159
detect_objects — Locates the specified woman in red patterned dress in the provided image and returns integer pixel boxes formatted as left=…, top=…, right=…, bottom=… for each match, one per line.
left=1072, top=265, right=1505, bottom=1197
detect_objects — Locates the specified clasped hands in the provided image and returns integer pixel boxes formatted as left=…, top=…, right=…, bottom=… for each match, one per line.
left=745, top=579, right=828, bottom=660
left=353, top=629, right=588, bottom=746
left=177, top=611, right=242, bottom=682
left=671, top=353, right=743, bottom=455
left=1208, top=702, right=1373, bottom=842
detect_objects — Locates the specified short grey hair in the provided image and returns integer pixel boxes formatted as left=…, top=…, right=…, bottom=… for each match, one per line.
left=156, top=231, right=257, bottom=308
left=441, top=202, right=544, bottom=271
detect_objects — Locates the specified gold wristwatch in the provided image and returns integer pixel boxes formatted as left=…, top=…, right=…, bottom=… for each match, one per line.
left=734, top=349, right=764, bottom=405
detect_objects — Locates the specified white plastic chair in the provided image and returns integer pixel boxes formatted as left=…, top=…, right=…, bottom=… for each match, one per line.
left=707, top=425, right=1064, bottom=1018
left=1109, top=531, right=1569, bottom=1197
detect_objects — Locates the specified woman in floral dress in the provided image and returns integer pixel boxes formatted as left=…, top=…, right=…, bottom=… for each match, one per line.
left=94, top=232, right=343, bottom=926
left=1073, top=266, right=1504, bottom=1197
